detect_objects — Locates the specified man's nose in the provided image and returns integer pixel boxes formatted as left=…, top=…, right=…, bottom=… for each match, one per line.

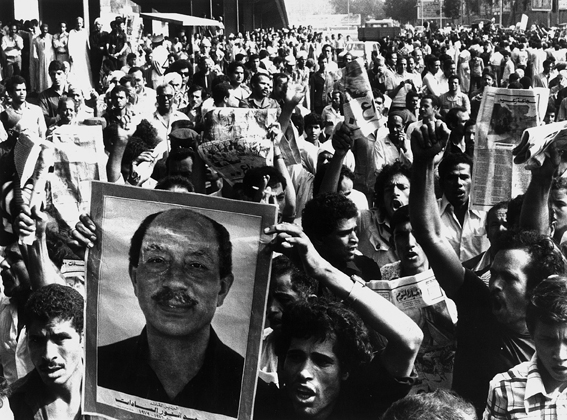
left=43, top=340, right=58, bottom=362
left=297, top=359, right=315, bottom=380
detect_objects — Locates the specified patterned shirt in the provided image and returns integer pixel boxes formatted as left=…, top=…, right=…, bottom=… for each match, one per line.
left=484, top=354, right=567, bottom=419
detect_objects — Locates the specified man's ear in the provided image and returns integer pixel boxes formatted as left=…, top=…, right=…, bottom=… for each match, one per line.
left=341, top=370, right=350, bottom=381
left=129, top=266, right=139, bottom=297
left=216, top=273, right=234, bottom=307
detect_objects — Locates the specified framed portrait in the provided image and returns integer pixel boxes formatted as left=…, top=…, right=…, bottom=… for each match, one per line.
left=83, top=182, right=276, bottom=420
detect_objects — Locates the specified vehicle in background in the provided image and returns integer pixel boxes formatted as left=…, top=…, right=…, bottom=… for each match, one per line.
left=358, top=18, right=401, bottom=41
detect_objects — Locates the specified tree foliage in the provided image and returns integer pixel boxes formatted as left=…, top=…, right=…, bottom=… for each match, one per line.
left=330, top=0, right=385, bottom=19
left=444, top=0, right=461, bottom=18
left=383, top=0, right=417, bottom=23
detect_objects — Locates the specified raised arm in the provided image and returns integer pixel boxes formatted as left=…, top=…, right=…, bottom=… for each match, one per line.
left=271, top=124, right=296, bottom=222
left=318, top=122, right=353, bottom=194
left=15, top=204, right=65, bottom=289
left=409, top=119, right=465, bottom=299
left=517, top=143, right=561, bottom=236
left=265, top=223, right=423, bottom=378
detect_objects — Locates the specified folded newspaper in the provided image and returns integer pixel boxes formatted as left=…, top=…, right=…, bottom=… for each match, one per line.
left=341, top=58, right=382, bottom=138
left=513, top=121, right=567, bottom=167
left=368, top=270, right=456, bottom=393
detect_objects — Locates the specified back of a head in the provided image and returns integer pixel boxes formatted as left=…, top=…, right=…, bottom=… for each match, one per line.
left=381, top=389, right=477, bottom=420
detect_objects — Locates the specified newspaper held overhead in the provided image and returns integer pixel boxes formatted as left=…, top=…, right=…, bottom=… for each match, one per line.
left=472, top=87, right=549, bottom=212
left=513, top=121, right=567, bottom=168
left=342, top=58, right=382, bottom=138
left=368, top=270, right=456, bottom=393
left=199, top=108, right=279, bottom=185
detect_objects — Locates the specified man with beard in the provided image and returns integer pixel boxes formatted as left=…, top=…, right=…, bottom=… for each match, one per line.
left=409, top=120, right=566, bottom=416
left=97, top=208, right=243, bottom=418
left=245, top=72, right=280, bottom=111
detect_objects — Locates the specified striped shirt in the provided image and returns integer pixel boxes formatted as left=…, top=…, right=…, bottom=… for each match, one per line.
left=483, top=354, right=567, bottom=419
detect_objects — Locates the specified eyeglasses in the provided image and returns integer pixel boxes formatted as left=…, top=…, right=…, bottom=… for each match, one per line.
left=180, top=72, right=190, bottom=77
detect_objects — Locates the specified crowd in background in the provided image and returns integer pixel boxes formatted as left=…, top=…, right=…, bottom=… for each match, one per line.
left=1, top=12, right=567, bottom=420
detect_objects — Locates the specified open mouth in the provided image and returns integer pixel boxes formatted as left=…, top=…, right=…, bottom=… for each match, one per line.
left=292, top=385, right=316, bottom=404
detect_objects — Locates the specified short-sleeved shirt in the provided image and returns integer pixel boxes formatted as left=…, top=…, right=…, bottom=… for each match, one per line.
left=483, top=353, right=567, bottom=419
left=452, top=269, right=535, bottom=415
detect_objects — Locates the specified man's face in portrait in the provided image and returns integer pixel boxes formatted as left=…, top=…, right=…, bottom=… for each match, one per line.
left=28, top=317, right=83, bottom=387
left=130, top=212, right=234, bottom=338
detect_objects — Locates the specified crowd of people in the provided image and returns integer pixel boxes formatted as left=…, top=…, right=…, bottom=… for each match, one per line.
left=1, top=11, right=567, bottom=420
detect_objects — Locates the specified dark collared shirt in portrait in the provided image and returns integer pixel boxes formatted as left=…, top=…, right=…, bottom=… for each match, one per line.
left=98, top=327, right=243, bottom=418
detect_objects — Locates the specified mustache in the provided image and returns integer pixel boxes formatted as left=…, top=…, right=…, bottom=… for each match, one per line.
left=38, top=361, right=62, bottom=370
left=151, top=289, right=198, bottom=306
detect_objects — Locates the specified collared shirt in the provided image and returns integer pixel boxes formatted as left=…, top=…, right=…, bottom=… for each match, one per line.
left=37, top=85, right=69, bottom=126
left=321, top=104, right=343, bottom=135
left=149, top=109, right=189, bottom=143
left=98, top=327, right=243, bottom=418
left=373, top=126, right=412, bottom=175
left=1, top=103, right=47, bottom=140
left=131, top=87, right=157, bottom=119
left=357, top=208, right=398, bottom=268
left=438, top=195, right=489, bottom=262
left=483, top=354, right=567, bottom=419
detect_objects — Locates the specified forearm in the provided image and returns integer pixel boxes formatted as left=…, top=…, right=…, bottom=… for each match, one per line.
left=319, top=152, right=345, bottom=194
left=274, top=147, right=296, bottom=220
left=20, top=235, right=65, bottom=289
left=107, top=143, right=127, bottom=182
left=520, top=171, right=553, bottom=235
left=410, top=158, right=465, bottom=298
left=312, top=259, right=422, bottom=376
left=410, top=159, right=443, bottom=240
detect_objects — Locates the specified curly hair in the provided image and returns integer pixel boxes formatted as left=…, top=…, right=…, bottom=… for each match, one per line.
left=498, top=230, right=567, bottom=295
left=373, top=161, right=412, bottom=210
left=526, top=275, right=567, bottom=334
left=271, top=255, right=318, bottom=298
left=382, top=389, right=477, bottom=420
left=302, top=192, right=358, bottom=240
left=132, top=119, right=160, bottom=149
left=275, top=297, right=373, bottom=374
left=24, top=284, right=84, bottom=334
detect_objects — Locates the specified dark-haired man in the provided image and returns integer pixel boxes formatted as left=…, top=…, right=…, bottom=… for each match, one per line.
left=410, top=120, right=566, bottom=415
left=98, top=208, right=243, bottom=417
left=302, top=192, right=381, bottom=281
left=438, top=152, right=489, bottom=262
left=255, top=222, right=423, bottom=419
left=9, top=284, right=84, bottom=419
left=37, top=60, right=69, bottom=126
